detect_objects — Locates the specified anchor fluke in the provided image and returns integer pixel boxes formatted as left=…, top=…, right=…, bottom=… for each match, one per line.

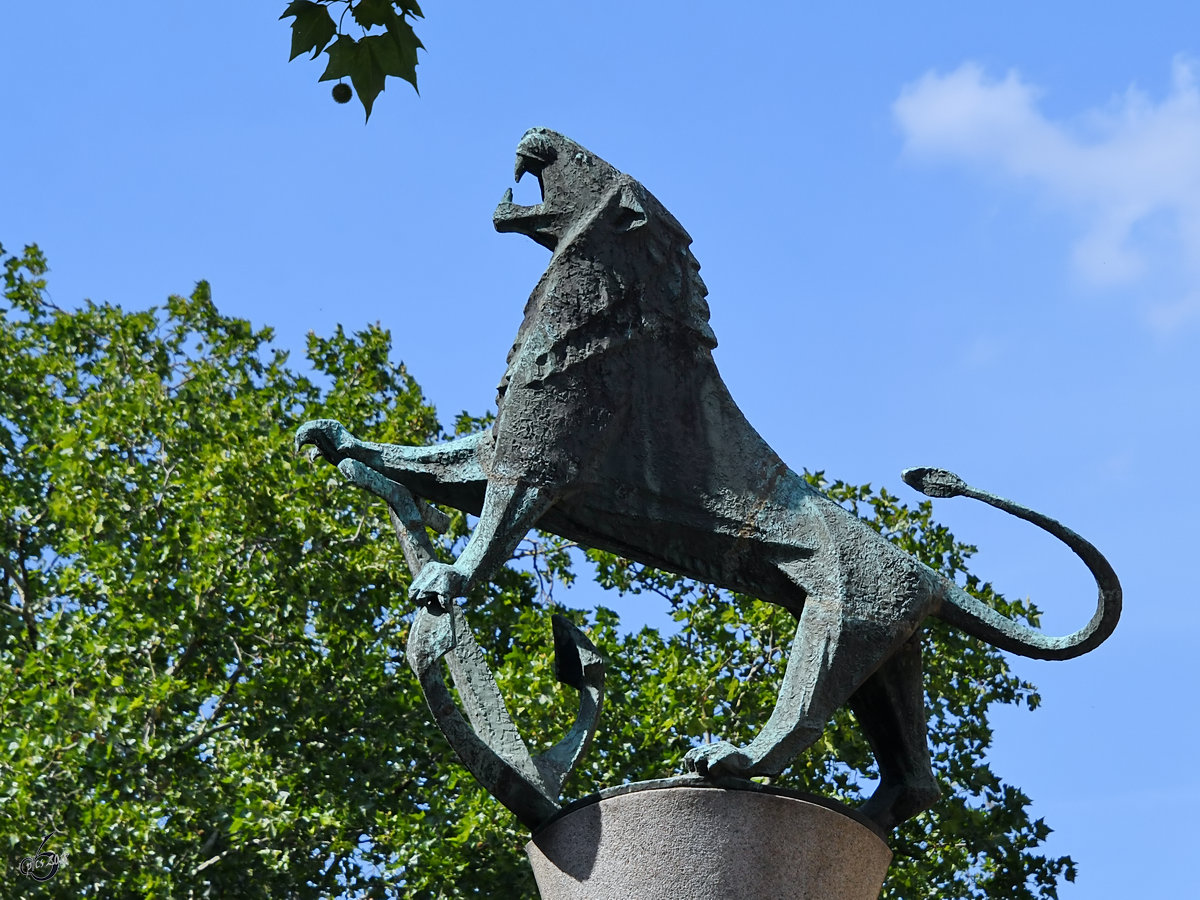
left=324, top=456, right=606, bottom=829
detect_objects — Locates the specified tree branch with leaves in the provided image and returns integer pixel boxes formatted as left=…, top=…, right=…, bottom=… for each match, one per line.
left=282, top=0, right=425, bottom=121
left=1, top=243, right=1077, bottom=897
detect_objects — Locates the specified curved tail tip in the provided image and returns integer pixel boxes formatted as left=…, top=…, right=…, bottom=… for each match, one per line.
left=902, top=466, right=968, bottom=499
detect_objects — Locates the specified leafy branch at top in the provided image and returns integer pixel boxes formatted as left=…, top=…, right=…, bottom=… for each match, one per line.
left=281, top=0, right=425, bottom=122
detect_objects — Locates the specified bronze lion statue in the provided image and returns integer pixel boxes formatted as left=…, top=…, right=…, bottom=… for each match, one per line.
left=297, top=128, right=1120, bottom=830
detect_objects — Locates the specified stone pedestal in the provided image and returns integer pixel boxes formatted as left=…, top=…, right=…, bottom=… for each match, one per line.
left=526, top=781, right=891, bottom=899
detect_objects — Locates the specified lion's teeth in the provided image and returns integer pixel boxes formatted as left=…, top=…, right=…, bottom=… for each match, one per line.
left=501, top=187, right=513, bottom=203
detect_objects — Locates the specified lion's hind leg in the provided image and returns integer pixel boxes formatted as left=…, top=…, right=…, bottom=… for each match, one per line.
left=685, top=597, right=912, bottom=780
left=848, top=633, right=941, bottom=830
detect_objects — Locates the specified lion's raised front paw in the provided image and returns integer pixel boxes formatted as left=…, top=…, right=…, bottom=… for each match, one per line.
left=409, top=562, right=468, bottom=610
left=295, top=419, right=356, bottom=465
left=684, top=740, right=752, bottom=778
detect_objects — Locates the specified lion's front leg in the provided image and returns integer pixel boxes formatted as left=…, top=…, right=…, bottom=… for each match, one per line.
left=297, top=419, right=487, bottom=485
left=295, top=418, right=358, bottom=465
left=407, top=562, right=468, bottom=610
left=409, top=478, right=555, bottom=609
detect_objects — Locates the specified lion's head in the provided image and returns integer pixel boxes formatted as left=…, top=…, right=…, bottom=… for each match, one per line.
left=494, top=128, right=716, bottom=351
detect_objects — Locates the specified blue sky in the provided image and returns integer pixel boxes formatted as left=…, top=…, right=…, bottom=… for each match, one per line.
left=4, top=2, right=1197, bottom=894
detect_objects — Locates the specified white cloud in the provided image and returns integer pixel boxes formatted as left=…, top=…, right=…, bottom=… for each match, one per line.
left=1144, top=292, right=1200, bottom=335
left=894, top=59, right=1200, bottom=326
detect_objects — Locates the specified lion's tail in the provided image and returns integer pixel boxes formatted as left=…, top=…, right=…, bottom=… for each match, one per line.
left=903, top=467, right=1122, bottom=661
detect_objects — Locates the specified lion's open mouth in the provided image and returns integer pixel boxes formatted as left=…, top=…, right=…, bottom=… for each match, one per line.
left=514, top=146, right=551, bottom=201
left=512, top=128, right=557, bottom=200
left=493, top=130, right=560, bottom=248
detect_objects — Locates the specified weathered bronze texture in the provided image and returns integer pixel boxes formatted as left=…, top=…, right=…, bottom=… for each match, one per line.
left=296, top=128, right=1121, bottom=831
left=329, top=456, right=604, bottom=830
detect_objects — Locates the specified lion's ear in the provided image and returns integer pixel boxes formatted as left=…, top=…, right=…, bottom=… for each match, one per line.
left=615, top=183, right=648, bottom=232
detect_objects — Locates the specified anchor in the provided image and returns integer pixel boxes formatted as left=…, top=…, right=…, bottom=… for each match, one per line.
left=328, top=457, right=605, bottom=830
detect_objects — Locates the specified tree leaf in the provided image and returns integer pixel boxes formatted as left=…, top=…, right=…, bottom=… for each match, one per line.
left=363, top=31, right=418, bottom=91
left=384, top=14, right=424, bottom=77
left=322, top=36, right=386, bottom=122
left=318, top=33, right=357, bottom=82
left=318, top=30, right=420, bottom=121
left=351, top=0, right=395, bottom=29
left=280, top=0, right=336, bottom=62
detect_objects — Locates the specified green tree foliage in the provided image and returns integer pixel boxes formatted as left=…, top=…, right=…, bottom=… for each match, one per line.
left=282, top=1, right=425, bottom=121
left=1, top=243, right=1074, bottom=896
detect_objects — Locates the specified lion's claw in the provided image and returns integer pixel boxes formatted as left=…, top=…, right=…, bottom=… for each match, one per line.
left=684, top=740, right=752, bottom=778
left=409, top=561, right=468, bottom=610
left=295, top=419, right=355, bottom=464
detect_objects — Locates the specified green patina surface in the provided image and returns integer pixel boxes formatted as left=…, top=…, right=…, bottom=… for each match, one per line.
left=297, top=129, right=1121, bottom=832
